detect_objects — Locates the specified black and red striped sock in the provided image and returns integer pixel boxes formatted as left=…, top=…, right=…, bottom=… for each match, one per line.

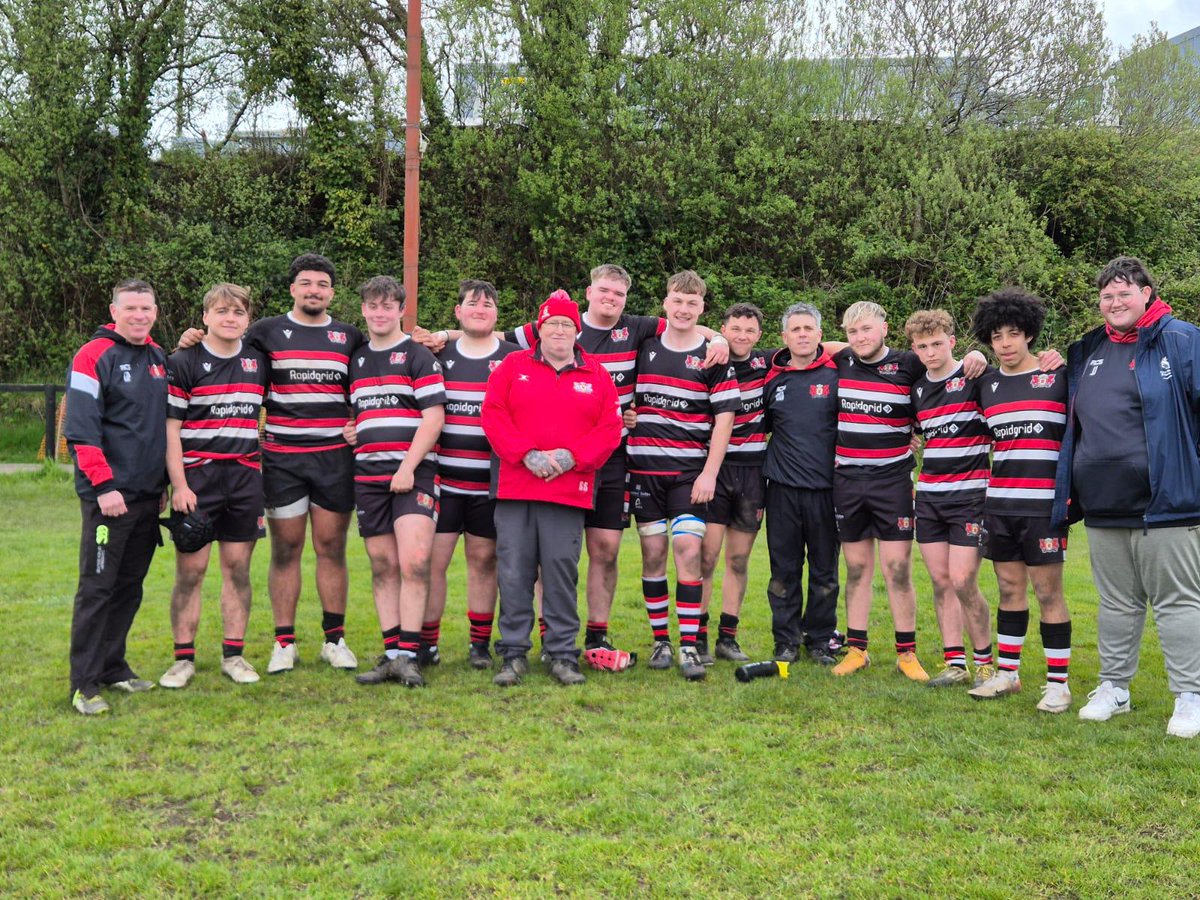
left=322, top=611, right=345, bottom=645
left=643, top=577, right=669, bottom=640
left=538, top=617, right=547, bottom=640
left=997, top=608, right=1029, bottom=672
left=973, top=645, right=994, bottom=667
left=697, top=612, right=709, bottom=644
left=222, top=638, right=244, bottom=659
left=718, top=613, right=739, bottom=640
left=943, top=645, right=967, bottom=669
left=398, top=630, right=421, bottom=658
left=676, top=580, right=702, bottom=647
left=274, top=626, right=295, bottom=648
left=174, top=642, right=195, bottom=662
left=847, top=628, right=868, bottom=651
left=382, top=625, right=402, bottom=655
left=894, top=631, right=916, bottom=655
left=420, top=620, right=441, bottom=649
left=1041, top=620, right=1072, bottom=684
left=467, top=611, right=493, bottom=646
left=585, top=620, right=608, bottom=646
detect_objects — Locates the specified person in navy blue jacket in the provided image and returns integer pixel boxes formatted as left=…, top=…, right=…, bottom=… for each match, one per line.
left=1053, top=256, right=1200, bottom=738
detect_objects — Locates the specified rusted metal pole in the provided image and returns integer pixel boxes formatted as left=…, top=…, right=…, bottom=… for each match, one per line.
left=402, top=0, right=422, bottom=332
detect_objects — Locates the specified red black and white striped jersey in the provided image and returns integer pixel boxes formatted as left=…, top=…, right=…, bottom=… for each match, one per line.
left=979, top=366, right=1068, bottom=517
left=349, top=336, right=447, bottom=483
left=912, top=362, right=992, bottom=501
left=246, top=313, right=365, bottom=454
left=436, top=337, right=520, bottom=496
left=166, top=342, right=268, bottom=469
left=724, top=349, right=772, bottom=467
left=507, top=312, right=665, bottom=421
left=834, top=347, right=923, bottom=478
left=627, top=336, right=741, bottom=475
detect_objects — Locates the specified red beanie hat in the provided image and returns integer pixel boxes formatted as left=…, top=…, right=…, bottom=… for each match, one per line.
left=537, top=289, right=582, bottom=333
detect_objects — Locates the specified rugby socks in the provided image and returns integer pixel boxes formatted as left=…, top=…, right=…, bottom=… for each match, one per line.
left=174, top=642, right=195, bottom=662
left=420, top=620, right=441, bottom=652
left=585, top=620, right=608, bottom=646
left=718, top=613, right=739, bottom=641
left=382, top=625, right=402, bottom=659
left=468, top=611, right=494, bottom=647
left=398, top=630, right=421, bottom=659
left=322, top=611, right=346, bottom=646
left=222, top=638, right=245, bottom=659
left=1041, top=620, right=1072, bottom=684
left=676, top=580, right=703, bottom=647
left=973, top=645, right=994, bottom=668
left=996, top=608, right=1030, bottom=672
left=895, top=631, right=916, bottom=656
left=697, top=612, right=710, bottom=645
left=944, top=645, right=967, bottom=670
left=643, top=576, right=670, bottom=641
left=274, top=625, right=296, bottom=648
left=538, top=617, right=547, bottom=641
left=847, top=628, right=868, bottom=652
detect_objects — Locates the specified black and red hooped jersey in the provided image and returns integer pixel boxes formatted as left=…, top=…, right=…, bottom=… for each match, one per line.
left=349, top=336, right=446, bottom=483
left=912, top=363, right=992, bottom=501
left=508, top=313, right=665, bottom=434
left=167, top=342, right=268, bottom=469
left=979, top=366, right=1068, bottom=517
left=627, top=336, right=741, bottom=475
left=246, top=313, right=365, bottom=454
left=724, top=349, right=772, bottom=467
left=834, top=347, right=924, bottom=477
left=436, top=337, right=520, bottom=496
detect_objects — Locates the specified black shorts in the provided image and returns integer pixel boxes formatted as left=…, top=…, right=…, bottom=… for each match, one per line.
left=263, top=446, right=355, bottom=515
left=833, top=472, right=914, bottom=543
left=707, top=465, right=765, bottom=532
left=981, top=513, right=1067, bottom=566
left=436, top=492, right=496, bottom=539
left=915, top=495, right=985, bottom=547
left=355, top=473, right=439, bottom=538
left=585, top=453, right=630, bottom=531
left=184, top=461, right=265, bottom=544
left=629, top=471, right=703, bottom=523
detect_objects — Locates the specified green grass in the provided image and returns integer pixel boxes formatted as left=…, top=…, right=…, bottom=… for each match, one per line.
left=0, top=415, right=44, bottom=462
left=2, top=470, right=1196, bottom=897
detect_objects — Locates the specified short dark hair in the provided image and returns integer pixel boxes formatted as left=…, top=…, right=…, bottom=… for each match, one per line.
left=723, top=303, right=764, bottom=327
left=1097, top=256, right=1155, bottom=296
left=111, top=279, right=156, bottom=304
left=289, top=253, right=336, bottom=286
left=970, top=287, right=1047, bottom=347
left=459, top=279, right=498, bottom=304
left=358, top=275, right=405, bottom=304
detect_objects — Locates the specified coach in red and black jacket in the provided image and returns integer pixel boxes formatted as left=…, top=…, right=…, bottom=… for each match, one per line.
left=63, top=280, right=168, bottom=715
left=482, top=291, right=621, bottom=685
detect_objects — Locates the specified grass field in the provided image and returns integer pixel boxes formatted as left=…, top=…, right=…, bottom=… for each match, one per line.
left=2, top=469, right=1196, bottom=897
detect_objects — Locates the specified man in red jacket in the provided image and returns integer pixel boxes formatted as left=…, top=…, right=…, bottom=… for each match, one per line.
left=482, top=291, right=622, bottom=686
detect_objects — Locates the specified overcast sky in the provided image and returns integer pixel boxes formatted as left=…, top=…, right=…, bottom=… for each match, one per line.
left=1105, top=0, right=1196, bottom=49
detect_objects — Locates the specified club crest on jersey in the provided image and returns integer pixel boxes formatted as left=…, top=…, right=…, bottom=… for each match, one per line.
left=946, top=376, right=966, bottom=392
left=148, top=364, right=166, bottom=379
left=488, top=359, right=502, bottom=373
left=390, top=351, right=407, bottom=365
left=1030, top=373, right=1056, bottom=389
left=750, top=356, right=767, bottom=370
left=964, top=522, right=982, bottom=536
left=1039, top=537, right=1062, bottom=553
left=241, top=357, right=258, bottom=372
left=896, top=516, right=913, bottom=531
left=685, top=355, right=703, bottom=370
left=809, top=384, right=831, bottom=398
left=610, top=327, right=629, bottom=342
left=1160, top=356, right=1173, bottom=380
left=328, top=331, right=347, bottom=344
left=880, top=363, right=899, bottom=374
left=574, top=381, right=593, bottom=394
left=416, top=492, right=435, bottom=510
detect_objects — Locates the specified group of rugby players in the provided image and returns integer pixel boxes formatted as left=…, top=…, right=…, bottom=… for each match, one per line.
left=64, top=252, right=1200, bottom=738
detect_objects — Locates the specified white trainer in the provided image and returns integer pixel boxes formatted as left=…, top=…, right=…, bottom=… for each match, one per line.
left=221, top=655, right=261, bottom=684
left=1167, top=692, right=1200, bottom=739
left=967, top=669, right=1021, bottom=700
left=319, top=638, right=358, bottom=670
left=267, top=641, right=298, bottom=674
left=159, top=659, right=195, bottom=689
left=1036, top=681, right=1072, bottom=714
left=1078, top=680, right=1131, bottom=721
